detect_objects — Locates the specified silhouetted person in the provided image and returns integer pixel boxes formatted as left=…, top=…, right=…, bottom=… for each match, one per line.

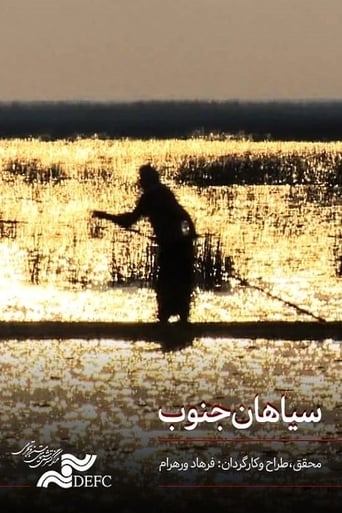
left=93, top=164, right=197, bottom=323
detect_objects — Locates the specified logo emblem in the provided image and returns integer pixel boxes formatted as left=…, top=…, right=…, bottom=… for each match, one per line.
left=37, top=453, right=97, bottom=488
left=12, top=441, right=111, bottom=488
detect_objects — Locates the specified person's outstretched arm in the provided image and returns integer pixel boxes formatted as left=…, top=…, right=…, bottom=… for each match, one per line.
left=92, top=201, right=143, bottom=229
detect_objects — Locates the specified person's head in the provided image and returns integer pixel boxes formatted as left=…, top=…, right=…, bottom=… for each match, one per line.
left=138, top=164, right=160, bottom=191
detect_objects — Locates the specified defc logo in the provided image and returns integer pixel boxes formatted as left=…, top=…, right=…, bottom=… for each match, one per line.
left=36, top=453, right=112, bottom=488
left=12, top=441, right=112, bottom=489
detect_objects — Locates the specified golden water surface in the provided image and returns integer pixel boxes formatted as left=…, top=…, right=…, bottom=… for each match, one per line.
left=0, top=138, right=341, bottom=508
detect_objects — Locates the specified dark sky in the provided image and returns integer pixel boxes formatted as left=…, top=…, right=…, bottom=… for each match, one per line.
left=1, top=0, right=341, bottom=101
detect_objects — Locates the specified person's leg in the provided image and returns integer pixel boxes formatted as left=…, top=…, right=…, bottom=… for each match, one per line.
left=177, top=241, right=195, bottom=323
left=156, top=249, right=171, bottom=323
left=179, top=302, right=190, bottom=323
left=155, top=242, right=195, bottom=323
left=157, top=293, right=170, bottom=323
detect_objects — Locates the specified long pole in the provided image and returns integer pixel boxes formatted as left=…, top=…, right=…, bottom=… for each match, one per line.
left=232, top=272, right=326, bottom=323
left=92, top=211, right=325, bottom=322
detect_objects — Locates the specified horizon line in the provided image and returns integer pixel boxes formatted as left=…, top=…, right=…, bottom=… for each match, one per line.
left=1, top=98, right=342, bottom=106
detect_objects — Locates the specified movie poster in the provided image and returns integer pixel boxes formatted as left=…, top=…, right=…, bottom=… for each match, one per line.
left=0, top=2, right=341, bottom=512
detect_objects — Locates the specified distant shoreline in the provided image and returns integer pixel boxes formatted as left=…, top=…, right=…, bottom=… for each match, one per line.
left=1, top=100, right=342, bottom=141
